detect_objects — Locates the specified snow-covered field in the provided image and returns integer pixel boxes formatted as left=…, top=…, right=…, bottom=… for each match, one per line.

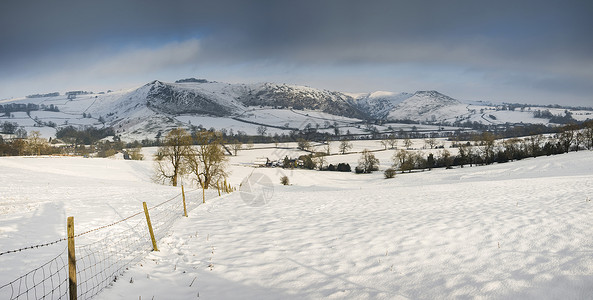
left=1, top=146, right=592, bottom=299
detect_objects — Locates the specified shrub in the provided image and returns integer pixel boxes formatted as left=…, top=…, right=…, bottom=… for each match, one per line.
left=97, top=148, right=117, bottom=158
left=128, top=147, right=144, bottom=160
left=280, top=175, right=290, bottom=185
left=384, top=168, right=396, bottom=179
left=336, top=163, right=351, bottom=172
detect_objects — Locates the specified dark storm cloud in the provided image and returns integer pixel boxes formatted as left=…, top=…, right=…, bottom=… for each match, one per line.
left=1, top=0, right=592, bottom=103
left=3, top=0, right=591, bottom=62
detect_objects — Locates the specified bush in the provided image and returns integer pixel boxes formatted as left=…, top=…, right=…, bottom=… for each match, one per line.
left=326, top=163, right=351, bottom=172
left=97, top=149, right=117, bottom=158
left=384, top=168, right=396, bottom=179
left=336, top=163, right=351, bottom=172
left=127, top=146, right=144, bottom=160
left=280, top=175, right=290, bottom=185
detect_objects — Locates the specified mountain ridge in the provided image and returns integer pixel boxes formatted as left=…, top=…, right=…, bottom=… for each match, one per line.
left=3, top=78, right=589, bottom=141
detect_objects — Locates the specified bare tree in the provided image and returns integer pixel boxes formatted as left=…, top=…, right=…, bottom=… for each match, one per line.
left=256, top=125, right=268, bottom=136
left=245, top=140, right=254, bottom=150
left=393, top=149, right=413, bottom=173
left=425, top=137, right=437, bottom=149
left=478, top=132, right=497, bottom=164
left=15, top=127, right=27, bottom=139
left=128, top=145, right=144, bottom=160
left=188, top=131, right=228, bottom=189
left=339, top=140, right=352, bottom=154
left=297, top=138, right=312, bottom=151
left=403, top=137, right=412, bottom=149
left=386, top=134, right=398, bottom=149
left=357, top=149, right=380, bottom=173
left=230, top=140, right=242, bottom=156
left=27, top=130, right=46, bottom=155
left=313, top=153, right=327, bottom=170
left=154, top=128, right=193, bottom=186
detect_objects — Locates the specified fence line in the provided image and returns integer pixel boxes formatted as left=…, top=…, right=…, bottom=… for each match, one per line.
left=0, top=247, right=69, bottom=300
left=0, top=185, right=227, bottom=300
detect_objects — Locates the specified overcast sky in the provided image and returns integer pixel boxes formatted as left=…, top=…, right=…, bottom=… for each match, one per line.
left=1, top=0, right=592, bottom=106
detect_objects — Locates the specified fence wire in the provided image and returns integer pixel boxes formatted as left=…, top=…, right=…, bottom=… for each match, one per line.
left=0, top=187, right=224, bottom=300
left=0, top=247, right=69, bottom=300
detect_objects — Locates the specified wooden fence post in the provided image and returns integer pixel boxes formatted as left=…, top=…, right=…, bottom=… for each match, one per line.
left=67, top=216, right=77, bottom=300
left=216, top=181, right=221, bottom=197
left=182, top=185, right=188, bottom=217
left=142, top=202, right=158, bottom=251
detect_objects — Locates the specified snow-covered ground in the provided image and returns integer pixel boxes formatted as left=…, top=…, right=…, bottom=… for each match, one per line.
left=1, top=145, right=593, bottom=299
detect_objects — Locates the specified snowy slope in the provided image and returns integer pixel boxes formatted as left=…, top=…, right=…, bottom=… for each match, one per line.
left=99, top=151, right=593, bottom=299
left=1, top=145, right=593, bottom=299
left=348, top=91, right=412, bottom=119
left=386, top=90, right=470, bottom=123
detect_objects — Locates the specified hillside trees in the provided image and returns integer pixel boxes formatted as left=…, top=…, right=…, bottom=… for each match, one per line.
left=56, top=126, right=115, bottom=145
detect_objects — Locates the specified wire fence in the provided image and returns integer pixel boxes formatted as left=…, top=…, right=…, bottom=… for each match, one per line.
left=0, top=187, right=224, bottom=300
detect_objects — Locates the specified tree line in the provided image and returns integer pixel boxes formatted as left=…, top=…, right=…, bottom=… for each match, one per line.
left=387, top=121, right=593, bottom=175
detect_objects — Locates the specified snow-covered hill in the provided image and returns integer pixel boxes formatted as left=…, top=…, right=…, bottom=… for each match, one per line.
left=347, top=91, right=412, bottom=119
left=386, top=90, right=469, bottom=123
left=1, top=79, right=592, bottom=141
